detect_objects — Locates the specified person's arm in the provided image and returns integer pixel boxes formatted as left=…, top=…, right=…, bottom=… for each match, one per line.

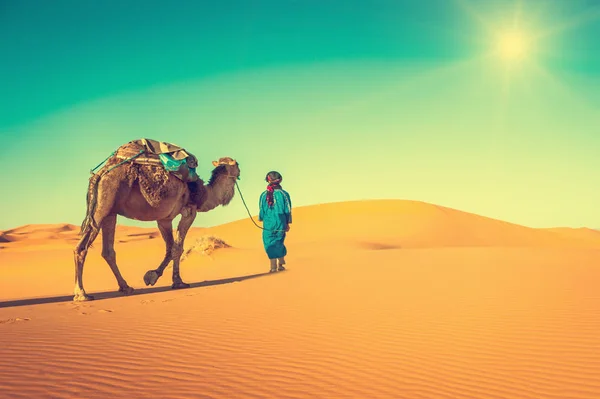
left=274, top=191, right=292, bottom=224
left=258, top=192, right=265, bottom=222
left=285, top=192, right=292, bottom=224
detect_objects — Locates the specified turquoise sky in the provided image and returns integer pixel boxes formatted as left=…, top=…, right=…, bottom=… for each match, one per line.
left=1, top=0, right=599, bottom=230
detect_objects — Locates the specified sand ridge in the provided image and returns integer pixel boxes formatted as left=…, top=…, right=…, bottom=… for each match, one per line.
left=2, top=200, right=600, bottom=252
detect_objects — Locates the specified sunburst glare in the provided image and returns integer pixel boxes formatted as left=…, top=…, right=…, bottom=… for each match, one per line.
left=455, top=0, right=600, bottom=97
left=495, top=29, right=530, bottom=62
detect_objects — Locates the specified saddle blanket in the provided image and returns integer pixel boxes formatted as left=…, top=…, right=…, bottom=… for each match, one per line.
left=114, top=138, right=200, bottom=182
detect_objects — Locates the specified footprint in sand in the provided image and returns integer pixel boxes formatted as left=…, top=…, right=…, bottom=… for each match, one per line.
left=0, top=317, right=31, bottom=324
left=69, top=303, right=92, bottom=311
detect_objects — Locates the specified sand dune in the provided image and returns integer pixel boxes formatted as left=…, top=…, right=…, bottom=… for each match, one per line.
left=1, top=200, right=599, bottom=399
left=2, top=200, right=599, bottom=251
left=0, top=223, right=168, bottom=251
left=208, top=200, right=600, bottom=250
left=543, top=227, right=600, bottom=245
left=1, top=223, right=79, bottom=243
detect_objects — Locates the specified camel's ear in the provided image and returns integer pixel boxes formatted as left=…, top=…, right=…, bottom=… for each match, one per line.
left=212, top=161, right=219, bottom=167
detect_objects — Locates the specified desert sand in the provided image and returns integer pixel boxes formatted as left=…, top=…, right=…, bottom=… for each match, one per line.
left=1, top=199, right=599, bottom=399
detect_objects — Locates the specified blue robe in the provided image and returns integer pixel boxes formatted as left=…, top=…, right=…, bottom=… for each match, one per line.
left=258, top=189, right=292, bottom=259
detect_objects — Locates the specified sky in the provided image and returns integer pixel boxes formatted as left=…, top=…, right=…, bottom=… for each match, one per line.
left=1, top=0, right=599, bottom=230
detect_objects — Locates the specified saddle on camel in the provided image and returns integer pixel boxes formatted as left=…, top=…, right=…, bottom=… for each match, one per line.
left=107, top=138, right=200, bottom=183
left=88, top=138, right=203, bottom=208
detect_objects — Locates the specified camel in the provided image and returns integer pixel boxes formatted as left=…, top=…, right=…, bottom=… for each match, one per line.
left=73, top=140, right=240, bottom=302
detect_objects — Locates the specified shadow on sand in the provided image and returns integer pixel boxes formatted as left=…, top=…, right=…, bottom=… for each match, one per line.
left=0, top=272, right=273, bottom=309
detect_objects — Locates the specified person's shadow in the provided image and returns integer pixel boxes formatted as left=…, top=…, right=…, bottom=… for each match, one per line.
left=0, top=272, right=273, bottom=309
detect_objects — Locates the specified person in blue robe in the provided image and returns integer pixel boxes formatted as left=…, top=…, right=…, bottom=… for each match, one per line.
left=258, top=171, right=292, bottom=272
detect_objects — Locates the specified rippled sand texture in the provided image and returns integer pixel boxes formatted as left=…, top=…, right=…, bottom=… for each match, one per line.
left=1, top=200, right=599, bottom=399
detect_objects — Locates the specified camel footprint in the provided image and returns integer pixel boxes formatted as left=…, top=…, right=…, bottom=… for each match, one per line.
left=77, top=309, right=112, bottom=316
left=69, top=303, right=92, bottom=311
left=0, top=317, right=31, bottom=324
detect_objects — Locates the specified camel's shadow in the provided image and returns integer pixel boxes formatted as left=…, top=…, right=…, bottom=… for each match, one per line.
left=0, top=272, right=273, bottom=309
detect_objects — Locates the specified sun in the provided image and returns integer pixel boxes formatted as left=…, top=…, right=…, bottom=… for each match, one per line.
left=455, top=0, right=548, bottom=69
left=495, top=30, right=530, bottom=62
left=452, top=0, right=599, bottom=119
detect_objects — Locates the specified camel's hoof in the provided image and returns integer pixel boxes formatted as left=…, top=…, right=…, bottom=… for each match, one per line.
left=73, top=293, right=94, bottom=302
left=171, top=282, right=190, bottom=289
left=119, top=286, right=135, bottom=296
left=144, top=270, right=160, bottom=286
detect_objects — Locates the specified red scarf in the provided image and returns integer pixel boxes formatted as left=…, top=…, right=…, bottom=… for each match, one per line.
left=266, top=179, right=282, bottom=207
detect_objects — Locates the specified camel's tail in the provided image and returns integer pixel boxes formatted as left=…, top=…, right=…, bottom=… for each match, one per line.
left=80, top=173, right=102, bottom=236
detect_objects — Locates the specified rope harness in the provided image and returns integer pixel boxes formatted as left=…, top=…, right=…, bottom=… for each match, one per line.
left=90, top=150, right=145, bottom=176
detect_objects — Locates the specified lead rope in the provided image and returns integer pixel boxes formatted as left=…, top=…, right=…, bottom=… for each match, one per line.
left=234, top=181, right=286, bottom=233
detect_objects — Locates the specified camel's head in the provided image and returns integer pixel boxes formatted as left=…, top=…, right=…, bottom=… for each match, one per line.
left=211, top=157, right=241, bottom=182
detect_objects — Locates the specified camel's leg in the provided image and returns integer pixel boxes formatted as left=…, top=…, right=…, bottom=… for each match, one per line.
left=73, top=177, right=120, bottom=302
left=171, top=206, right=197, bottom=289
left=101, top=214, right=134, bottom=295
left=73, top=225, right=101, bottom=301
left=143, top=219, right=174, bottom=286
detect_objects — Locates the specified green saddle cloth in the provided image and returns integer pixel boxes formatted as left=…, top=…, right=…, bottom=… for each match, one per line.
left=158, top=153, right=199, bottom=182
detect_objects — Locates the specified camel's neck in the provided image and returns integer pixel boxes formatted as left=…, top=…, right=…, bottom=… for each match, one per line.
left=197, top=174, right=236, bottom=212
